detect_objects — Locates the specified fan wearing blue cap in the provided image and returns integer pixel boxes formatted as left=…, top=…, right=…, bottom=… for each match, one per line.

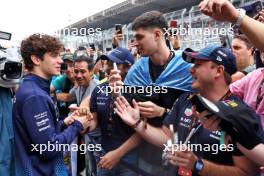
left=99, top=47, right=134, bottom=79
left=183, top=45, right=237, bottom=75
left=115, top=45, right=259, bottom=175
left=80, top=47, right=138, bottom=176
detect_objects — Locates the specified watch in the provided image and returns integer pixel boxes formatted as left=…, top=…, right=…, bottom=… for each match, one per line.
left=193, top=158, right=204, bottom=174
left=231, top=8, right=246, bottom=30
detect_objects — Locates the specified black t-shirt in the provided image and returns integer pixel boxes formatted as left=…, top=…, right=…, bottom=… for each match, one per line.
left=149, top=51, right=175, bottom=82
left=163, top=92, right=249, bottom=175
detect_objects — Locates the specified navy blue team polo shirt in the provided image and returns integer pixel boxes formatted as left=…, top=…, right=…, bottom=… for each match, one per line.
left=163, top=92, right=247, bottom=175
left=13, top=74, right=84, bottom=176
left=90, top=82, right=138, bottom=164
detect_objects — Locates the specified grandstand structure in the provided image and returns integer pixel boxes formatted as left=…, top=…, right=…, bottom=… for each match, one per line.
left=59, top=0, right=262, bottom=51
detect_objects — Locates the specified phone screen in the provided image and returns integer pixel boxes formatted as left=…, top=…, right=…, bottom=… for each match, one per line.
left=90, top=44, right=95, bottom=51
left=115, top=24, right=122, bottom=34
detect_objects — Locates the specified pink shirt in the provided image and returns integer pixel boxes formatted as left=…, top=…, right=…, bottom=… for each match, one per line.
left=230, top=68, right=264, bottom=129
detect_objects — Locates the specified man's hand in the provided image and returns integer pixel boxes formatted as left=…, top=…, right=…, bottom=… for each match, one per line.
left=68, top=104, right=79, bottom=112
left=109, top=69, right=123, bottom=98
left=74, top=114, right=91, bottom=130
left=199, top=0, right=239, bottom=23
left=112, top=31, right=123, bottom=47
left=98, top=150, right=122, bottom=170
left=64, top=113, right=76, bottom=126
left=167, top=148, right=198, bottom=170
left=114, top=96, right=140, bottom=127
left=138, top=101, right=165, bottom=118
left=75, top=107, right=93, bottom=120
left=192, top=108, right=221, bottom=131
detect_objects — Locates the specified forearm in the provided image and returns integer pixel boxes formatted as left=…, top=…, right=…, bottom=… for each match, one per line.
left=238, top=143, right=264, bottom=166
left=56, top=93, right=74, bottom=102
left=115, top=133, right=142, bottom=156
left=240, top=15, right=264, bottom=51
left=200, top=159, right=248, bottom=176
left=88, top=112, right=98, bottom=132
left=135, top=122, right=169, bottom=147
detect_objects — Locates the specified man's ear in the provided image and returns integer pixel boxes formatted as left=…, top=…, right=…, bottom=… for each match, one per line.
left=31, top=55, right=41, bottom=66
left=154, top=28, right=163, bottom=40
left=216, top=65, right=225, bottom=77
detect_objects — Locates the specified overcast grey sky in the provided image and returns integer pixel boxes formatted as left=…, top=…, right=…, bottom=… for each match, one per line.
left=0, top=0, right=125, bottom=46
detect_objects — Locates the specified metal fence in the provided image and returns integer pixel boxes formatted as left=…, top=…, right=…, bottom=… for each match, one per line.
left=59, top=0, right=261, bottom=52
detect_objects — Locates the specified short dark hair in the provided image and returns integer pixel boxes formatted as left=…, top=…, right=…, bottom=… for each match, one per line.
left=233, top=34, right=253, bottom=49
left=132, top=11, right=168, bottom=31
left=224, top=71, right=232, bottom=85
left=20, top=34, right=63, bottom=71
left=211, top=62, right=232, bottom=85
left=74, top=55, right=94, bottom=71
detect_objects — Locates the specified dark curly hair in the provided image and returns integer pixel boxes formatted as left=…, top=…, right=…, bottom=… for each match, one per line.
left=20, top=34, right=63, bottom=70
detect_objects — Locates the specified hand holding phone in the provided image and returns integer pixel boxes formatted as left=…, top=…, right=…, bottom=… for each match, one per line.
left=115, top=24, right=122, bottom=34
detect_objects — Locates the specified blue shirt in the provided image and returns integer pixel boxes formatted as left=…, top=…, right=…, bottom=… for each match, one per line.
left=13, top=74, right=84, bottom=176
left=90, top=82, right=138, bottom=164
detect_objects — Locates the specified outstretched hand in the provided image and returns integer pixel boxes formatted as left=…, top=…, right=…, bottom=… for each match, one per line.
left=114, top=96, right=140, bottom=127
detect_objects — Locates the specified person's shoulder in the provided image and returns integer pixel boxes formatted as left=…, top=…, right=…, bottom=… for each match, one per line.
left=91, top=78, right=100, bottom=86
left=178, top=92, right=192, bottom=102
left=16, top=83, right=48, bottom=105
left=171, top=92, right=192, bottom=109
left=130, top=56, right=148, bottom=68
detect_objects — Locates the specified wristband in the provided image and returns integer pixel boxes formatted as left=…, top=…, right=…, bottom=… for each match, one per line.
left=132, top=117, right=147, bottom=129
left=231, top=8, right=246, bottom=30
left=132, top=118, right=143, bottom=129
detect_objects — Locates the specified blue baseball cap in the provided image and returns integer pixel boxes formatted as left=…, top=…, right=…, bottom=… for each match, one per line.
left=100, top=47, right=134, bottom=65
left=182, top=45, right=237, bottom=75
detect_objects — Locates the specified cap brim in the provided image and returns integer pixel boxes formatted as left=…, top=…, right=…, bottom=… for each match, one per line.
left=63, top=58, right=73, bottom=62
left=99, top=54, right=123, bottom=64
left=193, top=95, right=229, bottom=122
left=183, top=51, right=210, bottom=63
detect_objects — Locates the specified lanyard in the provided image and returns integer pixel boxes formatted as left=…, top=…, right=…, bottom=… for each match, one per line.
left=78, top=86, right=87, bottom=106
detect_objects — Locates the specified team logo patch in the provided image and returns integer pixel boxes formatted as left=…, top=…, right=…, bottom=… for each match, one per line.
left=223, top=100, right=238, bottom=108
left=184, top=108, right=192, bottom=116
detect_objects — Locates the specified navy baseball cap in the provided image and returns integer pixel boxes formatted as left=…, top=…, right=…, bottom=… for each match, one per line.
left=191, top=94, right=263, bottom=149
left=100, top=47, right=134, bottom=65
left=183, top=45, right=237, bottom=75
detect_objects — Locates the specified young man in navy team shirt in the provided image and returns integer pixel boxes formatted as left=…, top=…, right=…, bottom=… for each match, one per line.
left=13, top=34, right=90, bottom=176
left=86, top=47, right=139, bottom=176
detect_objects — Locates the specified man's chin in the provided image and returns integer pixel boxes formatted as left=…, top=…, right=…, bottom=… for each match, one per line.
left=53, top=71, right=61, bottom=76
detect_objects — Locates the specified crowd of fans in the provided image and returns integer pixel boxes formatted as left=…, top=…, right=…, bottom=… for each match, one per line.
left=1, top=0, right=264, bottom=175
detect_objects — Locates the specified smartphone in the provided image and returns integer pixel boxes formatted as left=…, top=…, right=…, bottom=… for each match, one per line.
left=90, top=44, right=95, bottom=51
left=115, top=24, right=122, bottom=34
left=242, top=1, right=262, bottom=18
